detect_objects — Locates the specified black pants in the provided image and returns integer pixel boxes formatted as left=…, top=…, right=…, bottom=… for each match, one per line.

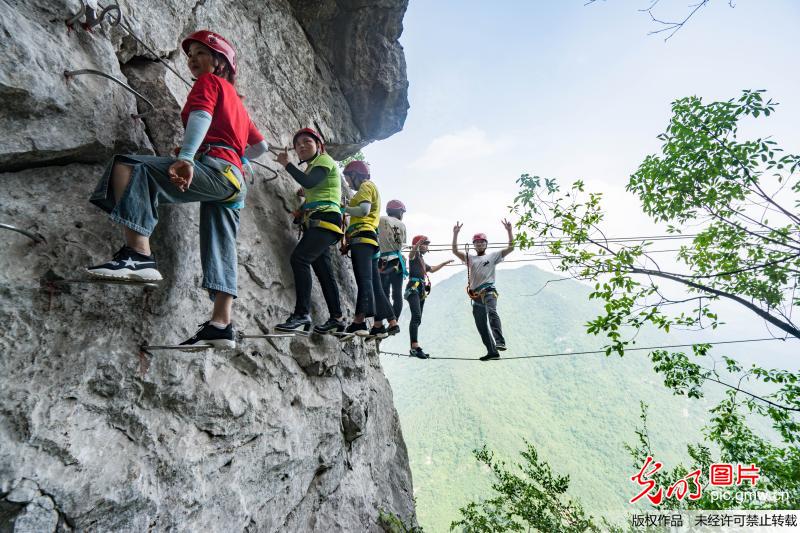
left=406, top=289, right=425, bottom=344
left=351, top=243, right=395, bottom=321
left=472, top=291, right=504, bottom=354
left=291, top=222, right=342, bottom=318
left=380, top=262, right=404, bottom=319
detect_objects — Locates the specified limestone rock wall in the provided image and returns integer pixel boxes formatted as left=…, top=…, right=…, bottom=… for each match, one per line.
left=0, top=0, right=414, bottom=531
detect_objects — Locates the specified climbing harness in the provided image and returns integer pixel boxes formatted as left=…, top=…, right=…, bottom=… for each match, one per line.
left=64, top=69, right=155, bottom=119
left=305, top=216, right=345, bottom=236
left=403, top=277, right=427, bottom=301
left=219, top=165, right=243, bottom=203
left=194, top=144, right=246, bottom=203
left=349, top=235, right=379, bottom=247
left=298, top=200, right=345, bottom=236
left=462, top=243, right=497, bottom=302
left=403, top=251, right=431, bottom=300
left=1, top=223, right=46, bottom=244
left=346, top=226, right=379, bottom=248
left=378, top=250, right=408, bottom=277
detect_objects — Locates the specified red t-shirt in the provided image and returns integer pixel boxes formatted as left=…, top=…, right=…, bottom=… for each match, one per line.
left=180, top=73, right=264, bottom=171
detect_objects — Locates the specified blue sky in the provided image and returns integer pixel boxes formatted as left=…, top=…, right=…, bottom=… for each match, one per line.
left=364, top=0, right=800, bottom=283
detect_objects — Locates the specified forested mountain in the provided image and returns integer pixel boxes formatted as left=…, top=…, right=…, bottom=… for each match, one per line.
left=380, top=265, right=716, bottom=531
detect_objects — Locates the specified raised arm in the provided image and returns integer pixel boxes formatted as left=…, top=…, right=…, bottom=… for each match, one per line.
left=451, top=221, right=467, bottom=262
left=501, top=218, right=515, bottom=258
left=429, top=259, right=453, bottom=273
left=408, top=241, right=421, bottom=261
left=276, top=149, right=327, bottom=189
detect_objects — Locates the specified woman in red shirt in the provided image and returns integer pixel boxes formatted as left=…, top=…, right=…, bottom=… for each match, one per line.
left=88, top=30, right=267, bottom=349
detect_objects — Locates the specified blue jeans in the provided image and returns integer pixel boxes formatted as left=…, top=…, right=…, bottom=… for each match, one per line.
left=89, top=154, right=244, bottom=298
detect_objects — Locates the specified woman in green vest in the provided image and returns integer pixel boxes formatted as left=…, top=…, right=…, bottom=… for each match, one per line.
left=275, top=128, right=346, bottom=335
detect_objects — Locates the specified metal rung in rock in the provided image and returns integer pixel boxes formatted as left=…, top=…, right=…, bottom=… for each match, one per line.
left=141, top=344, right=214, bottom=352
left=47, top=278, right=160, bottom=289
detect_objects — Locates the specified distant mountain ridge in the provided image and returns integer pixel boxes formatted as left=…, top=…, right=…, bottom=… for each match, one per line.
left=380, top=265, right=714, bottom=531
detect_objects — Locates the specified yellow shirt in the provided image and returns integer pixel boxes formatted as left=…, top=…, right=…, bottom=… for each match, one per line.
left=348, top=180, right=380, bottom=234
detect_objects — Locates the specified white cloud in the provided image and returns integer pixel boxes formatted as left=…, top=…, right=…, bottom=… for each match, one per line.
left=410, top=126, right=511, bottom=170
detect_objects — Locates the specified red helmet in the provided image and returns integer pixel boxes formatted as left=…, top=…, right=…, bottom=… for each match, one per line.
left=182, top=30, right=237, bottom=74
left=412, top=235, right=430, bottom=246
left=387, top=199, right=406, bottom=212
left=472, top=232, right=488, bottom=243
left=343, top=160, right=370, bottom=177
left=293, top=128, right=325, bottom=152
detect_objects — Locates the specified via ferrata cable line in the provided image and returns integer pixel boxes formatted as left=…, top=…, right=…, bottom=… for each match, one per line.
left=64, top=69, right=156, bottom=118
left=378, top=337, right=799, bottom=412
left=377, top=336, right=796, bottom=361
left=421, top=230, right=775, bottom=252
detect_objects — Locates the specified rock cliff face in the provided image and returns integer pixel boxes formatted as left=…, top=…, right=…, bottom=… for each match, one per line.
left=0, top=0, right=414, bottom=531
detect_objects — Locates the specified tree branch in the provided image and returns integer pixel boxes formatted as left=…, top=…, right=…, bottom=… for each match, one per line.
left=704, top=376, right=799, bottom=412
left=631, top=266, right=800, bottom=339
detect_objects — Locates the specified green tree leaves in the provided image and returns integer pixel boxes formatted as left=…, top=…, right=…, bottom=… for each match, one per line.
left=451, top=443, right=602, bottom=532
left=509, top=90, right=800, bottom=510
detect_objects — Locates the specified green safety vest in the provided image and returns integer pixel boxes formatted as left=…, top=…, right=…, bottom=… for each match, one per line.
left=304, top=153, right=341, bottom=214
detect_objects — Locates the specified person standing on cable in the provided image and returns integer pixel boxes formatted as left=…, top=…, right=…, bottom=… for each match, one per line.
left=378, top=199, right=408, bottom=321
left=341, top=161, right=400, bottom=338
left=451, top=220, right=514, bottom=361
left=87, top=30, right=268, bottom=348
left=274, top=128, right=346, bottom=336
left=406, top=235, right=452, bottom=359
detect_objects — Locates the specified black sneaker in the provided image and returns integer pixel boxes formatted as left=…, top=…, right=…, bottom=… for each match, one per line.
left=410, top=347, right=429, bottom=359
left=479, top=353, right=500, bottom=361
left=314, top=317, right=346, bottom=335
left=180, top=321, right=235, bottom=349
left=275, top=314, right=312, bottom=335
left=387, top=324, right=401, bottom=336
left=346, top=322, right=370, bottom=336
left=369, top=324, right=389, bottom=339
left=495, top=341, right=507, bottom=351
left=86, top=245, right=163, bottom=281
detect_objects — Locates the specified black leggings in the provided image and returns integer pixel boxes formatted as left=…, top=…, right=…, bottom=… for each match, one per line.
left=406, top=289, right=425, bottom=344
left=351, top=243, right=395, bottom=321
left=380, top=262, right=404, bottom=319
left=290, top=223, right=342, bottom=318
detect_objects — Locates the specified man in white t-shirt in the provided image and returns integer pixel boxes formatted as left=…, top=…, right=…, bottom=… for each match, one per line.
left=452, top=219, right=515, bottom=361
left=378, top=199, right=408, bottom=319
